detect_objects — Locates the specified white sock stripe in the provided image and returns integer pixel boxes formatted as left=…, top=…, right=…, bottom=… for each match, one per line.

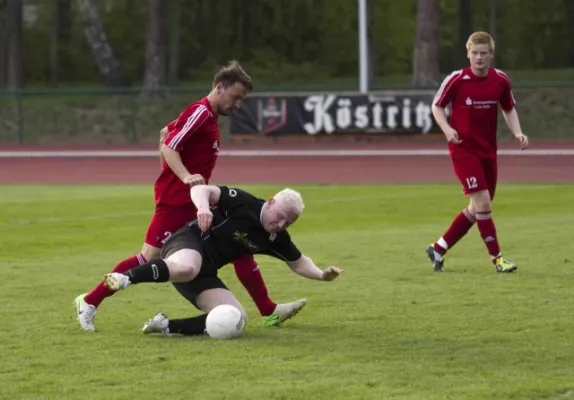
left=136, top=253, right=147, bottom=265
left=463, top=208, right=476, bottom=222
left=475, top=212, right=492, bottom=220
left=437, top=237, right=449, bottom=250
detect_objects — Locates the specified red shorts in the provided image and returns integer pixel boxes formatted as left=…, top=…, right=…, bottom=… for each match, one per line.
left=451, top=156, right=498, bottom=199
left=144, top=203, right=198, bottom=248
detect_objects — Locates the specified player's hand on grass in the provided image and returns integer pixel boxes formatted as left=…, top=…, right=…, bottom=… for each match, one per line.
left=321, top=267, right=343, bottom=281
left=197, top=208, right=213, bottom=232
left=444, top=128, right=462, bottom=144
left=515, top=133, right=529, bottom=150
left=183, top=174, right=206, bottom=187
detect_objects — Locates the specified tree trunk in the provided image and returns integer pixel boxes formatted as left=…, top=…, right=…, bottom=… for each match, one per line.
left=5, top=0, right=23, bottom=90
left=167, top=0, right=180, bottom=87
left=58, top=0, right=72, bottom=82
left=49, top=0, right=72, bottom=85
left=459, top=0, right=473, bottom=64
left=75, top=0, right=127, bottom=87
left=412, top=0, right=440, bottom=87
left=562, top=0, right=574, bottom=66
left=0, top=0, right=6, bottom=89
left=49, top=0, right=59, bottom=86
left=141, top=0, right=166, bottom=97
left=489, top=0, right=497, bottom=67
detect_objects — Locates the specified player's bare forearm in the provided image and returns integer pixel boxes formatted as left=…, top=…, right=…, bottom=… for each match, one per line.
left=502, top=108, right=523, bottom=136
left=160, top=144, right=192, bottom=182
left=431, top=105, right=453, bottom=133
left=159, top=127, right=168, bottom=167
left=289, top=256, right=342, bottom=281
left=289, top=254, right=345, bottom=281
left=289, top=256, right=324, bottom=280
left=190, top=185, right=221, bottom=211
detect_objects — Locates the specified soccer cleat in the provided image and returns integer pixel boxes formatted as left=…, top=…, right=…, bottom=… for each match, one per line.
left=426, top=245, right=445, bottom=272
left=74, top=293, right=97, bottom=332
left=262, top=298, right=307, bottom=327
left=103, top=272, right=131, bottom=292
left=494, top=256, right=518, bottom=273
left=142, top=313, right=171, bottom=336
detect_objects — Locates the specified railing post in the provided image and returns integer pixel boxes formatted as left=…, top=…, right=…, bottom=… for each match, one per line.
left=130, top=94, right=139, bottom=144
left=16, top=90, right=23, bottom=144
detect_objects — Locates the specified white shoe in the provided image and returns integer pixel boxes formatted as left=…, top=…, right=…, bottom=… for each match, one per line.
left=74, top=293, right=97, bottom=332
left=142, top=313, right=171, bottom=336
left=262, top=298, right=307, bottom=327
left=103, top=273, right=131, bottom=292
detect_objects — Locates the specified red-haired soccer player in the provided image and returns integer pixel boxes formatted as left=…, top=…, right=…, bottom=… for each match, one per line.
left=427, top=31, right=529, bottom=273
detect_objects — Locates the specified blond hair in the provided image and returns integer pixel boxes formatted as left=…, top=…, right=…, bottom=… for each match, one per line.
left=274, top=188, right=305, bottom=216
left=466, top=31, right=495, bottom=53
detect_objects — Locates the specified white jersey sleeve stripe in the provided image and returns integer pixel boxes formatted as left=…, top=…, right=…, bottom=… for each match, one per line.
left=166, top=105, right=208, bottom=149
left=433, top=70, right=462, bottom=105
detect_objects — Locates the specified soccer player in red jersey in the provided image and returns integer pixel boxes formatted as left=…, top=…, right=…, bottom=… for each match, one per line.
left=426, top=31, right=529, bottom=273
left=75, top=61, right=306, bottom=331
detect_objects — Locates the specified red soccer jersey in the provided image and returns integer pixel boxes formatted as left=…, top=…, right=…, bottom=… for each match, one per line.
left=433, top=67, right=516, bottom=159
left=154, top=97, right=220, bottom=206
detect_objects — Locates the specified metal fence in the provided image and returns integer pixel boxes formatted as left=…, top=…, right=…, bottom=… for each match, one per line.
left=1, top=82, right=573, bottom=145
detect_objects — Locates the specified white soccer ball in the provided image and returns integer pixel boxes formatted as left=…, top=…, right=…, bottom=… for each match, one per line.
left=205, top=304, right=246, bottom=339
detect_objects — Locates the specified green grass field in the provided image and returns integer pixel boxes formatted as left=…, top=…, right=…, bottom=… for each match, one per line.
left=2, top=183, right=574, bottom=400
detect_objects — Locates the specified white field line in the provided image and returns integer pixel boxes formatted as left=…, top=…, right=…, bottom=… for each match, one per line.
left=0, top=149, right=573, bottom=158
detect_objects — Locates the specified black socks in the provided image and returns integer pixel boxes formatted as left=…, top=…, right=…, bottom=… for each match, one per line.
left=168, top=314, right=208, bottom=336
left=126, top=259, right=170, bottom=284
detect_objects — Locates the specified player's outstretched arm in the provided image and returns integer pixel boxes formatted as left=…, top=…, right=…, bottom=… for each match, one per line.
left=288, top=255, right=343, bottom=281
left=501, top=108, right=529, bottom=149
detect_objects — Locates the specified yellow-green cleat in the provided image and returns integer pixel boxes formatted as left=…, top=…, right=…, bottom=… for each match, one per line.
left=262, top=299, right=307, bottom=327
left=494, top=256, right=518, bottom=273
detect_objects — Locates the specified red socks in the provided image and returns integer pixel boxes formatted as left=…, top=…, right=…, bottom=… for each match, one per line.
left=434, top=208, right=502, bottom=261
left=434, top=208, right=476, bottom=255
left=84, top=253, right=147, bottom=307
left=475, top=211, right=501, bottom=259
left=233, top=255, right=277, bottom=316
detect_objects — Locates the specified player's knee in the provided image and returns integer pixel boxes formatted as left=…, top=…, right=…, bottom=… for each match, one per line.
left=470, top=190, right=491, bottom=212
left=170, top=260, right=199, bottom=281
left=141, top=243, right=161, bottom=260
left=198, top=291, right=248, bottom=324
left=166, top=249, right=202, bottom=280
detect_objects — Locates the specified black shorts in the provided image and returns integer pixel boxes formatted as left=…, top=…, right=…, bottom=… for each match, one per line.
left=160, top=223, right=203, bottom=259
left=161, top=224, right=228, bottom=310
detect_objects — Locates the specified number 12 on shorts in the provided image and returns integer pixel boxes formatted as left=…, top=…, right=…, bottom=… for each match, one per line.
left=466, top=176, right=478, bottom=189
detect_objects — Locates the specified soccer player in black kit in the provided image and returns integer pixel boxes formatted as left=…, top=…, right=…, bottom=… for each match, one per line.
left=103, top=184, right=343, bottom=337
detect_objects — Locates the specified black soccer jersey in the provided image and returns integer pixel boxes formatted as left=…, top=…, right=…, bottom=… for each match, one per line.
left=190, top=186, right=302, bottom=269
